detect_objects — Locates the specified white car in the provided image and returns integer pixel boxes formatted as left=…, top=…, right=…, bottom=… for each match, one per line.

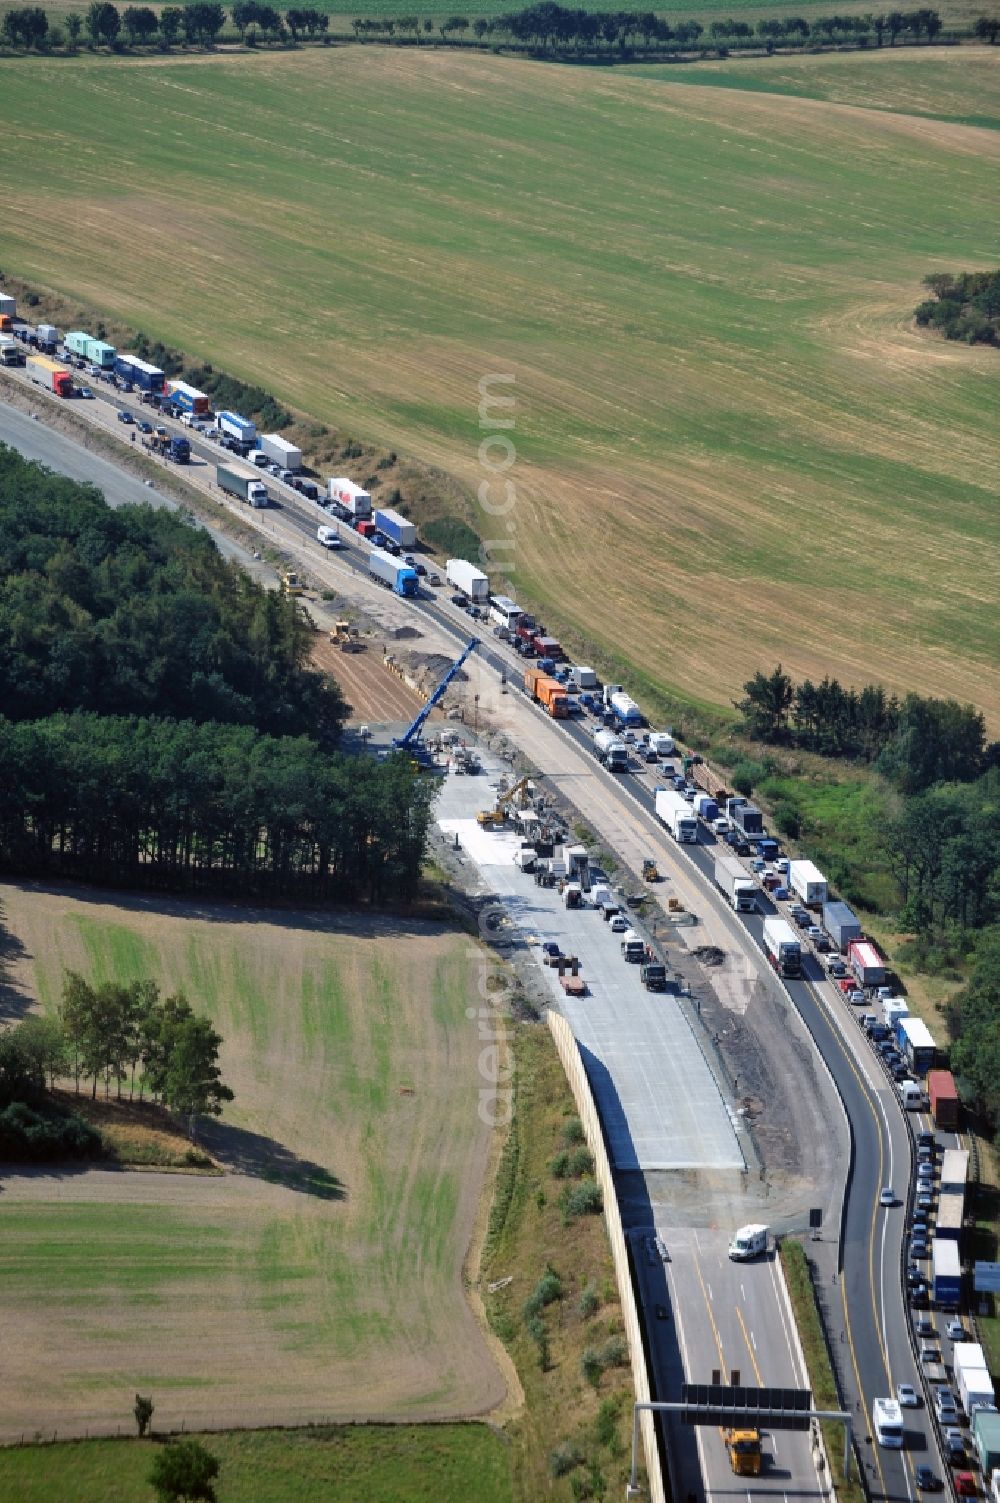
left=880, top=1187, right=895, bottom=1207
left=946, top=1319, right=965, bottom=1341
left=609, top=915, right=629, bottom=933
left=897, top=1383, right=919, bottom=1408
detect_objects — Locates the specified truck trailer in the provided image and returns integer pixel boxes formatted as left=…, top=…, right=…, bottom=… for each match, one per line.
left=928, top=1071, right=960, bottom=1130
left=848, top=939, right=886, bottom=987
left=695, top=794, right=719, bottom=822
left=373, top=508, right=417, bottom=549
left=216, top=410, right=257, bottom=445
left=113, top=352, right=164, bottom=393
left=730, top=801, right=764, bottom=838
left=259, top=434, right=302, bottom=471
left=593, top=727, right=629, bottom=770
left=714, top=853, right=757, bottom=912
left=368, top=548, right=419, bottom=597
left=789, top=860, right=828, bottom=909
left=973, top=1411, right=1000, bottom=1474
left=897, top=1015, right=936, bottom=1075
left=822, top=899, right=861, bottom=950
left=26, top=354, right=73, bottom=396
left=692, top=760, right=728, bottom=801
left=165, top=379, right=210, bottom=415
left=931, top=1239, right=961, bottom=1310
left=328, top=478, right=372, bottom=518
left=0, top=292, right=15, bottom=319
left=446, top=558, right=489, bottom=602
left=524, top=668, right=569, bottom=718
left=655, top=788, right=698, bottom=843
left=569, top=665, right=598, bottom=690
left=609, top=691, right=643, bottom=728
left=763, top=917, right=802, bottom=978
left=216, top=465, right=268, bottom=507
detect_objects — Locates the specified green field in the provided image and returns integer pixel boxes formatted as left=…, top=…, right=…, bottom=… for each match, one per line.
left=0, top=46, right=997, bottom=721
left=0, top=886, right=505, bottom=1439
left=0, top=1426, right=513, bottom=1503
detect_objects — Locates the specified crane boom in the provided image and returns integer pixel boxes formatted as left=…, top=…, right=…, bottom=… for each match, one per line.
left=393, top=637, right=479, bottom=754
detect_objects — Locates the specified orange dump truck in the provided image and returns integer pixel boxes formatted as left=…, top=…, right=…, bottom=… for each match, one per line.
left=524, top=667, right=570, bottom=718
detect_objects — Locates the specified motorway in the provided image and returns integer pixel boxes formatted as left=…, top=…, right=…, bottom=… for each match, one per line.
left=1, top=363, right=946, bottom=1503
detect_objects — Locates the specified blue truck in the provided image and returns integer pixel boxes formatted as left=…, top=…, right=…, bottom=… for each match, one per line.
left=368, top=548, right=419, bottom=597
left=113, top=352, right=165, bottom=394
left=373, top=507, right=417, bottom=549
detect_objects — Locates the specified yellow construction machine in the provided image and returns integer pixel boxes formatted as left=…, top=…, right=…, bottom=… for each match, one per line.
left=476, top=776, right=533, bottom=829
left=642, top=857, right=659, bottom=882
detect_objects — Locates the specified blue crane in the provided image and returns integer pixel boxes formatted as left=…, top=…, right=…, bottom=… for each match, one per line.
left=393, top=637, right=480, bottom=761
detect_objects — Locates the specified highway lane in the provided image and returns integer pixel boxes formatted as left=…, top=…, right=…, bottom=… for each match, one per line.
left=5, top=365, right=939, bottom=1499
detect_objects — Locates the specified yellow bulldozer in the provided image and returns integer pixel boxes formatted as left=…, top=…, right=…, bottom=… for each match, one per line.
left=642, top=857, right=659, bottom=882
left=330, top=620, right=363, bottom=652
left=724, top=1428, right=762, bottom=1476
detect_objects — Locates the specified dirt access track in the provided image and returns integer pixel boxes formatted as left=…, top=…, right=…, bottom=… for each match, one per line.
left=0, top=883, right=509, bottom=1439
left=310, top=634, right=425, bottom=725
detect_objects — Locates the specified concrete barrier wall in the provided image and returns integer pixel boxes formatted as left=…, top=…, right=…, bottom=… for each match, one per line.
left=548, top=1011, right=667, bottom=1503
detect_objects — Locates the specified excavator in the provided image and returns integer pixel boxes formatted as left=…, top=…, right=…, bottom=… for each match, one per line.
left=477, top=775, right=534, bottom=829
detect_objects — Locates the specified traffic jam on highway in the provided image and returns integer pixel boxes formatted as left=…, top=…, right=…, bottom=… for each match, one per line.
left=3, top=301, right=996, bottom=1503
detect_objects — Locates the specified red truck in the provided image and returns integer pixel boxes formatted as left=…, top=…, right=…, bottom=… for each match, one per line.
left=524, top=667, right=569, bottom=718
left=357, top=520, right=377, bottom=539
left=532, top=633, right=563, bottom=660
left=26, top=353, right=72, bottom=397
left=927, top=1070, right=960, bottom=1130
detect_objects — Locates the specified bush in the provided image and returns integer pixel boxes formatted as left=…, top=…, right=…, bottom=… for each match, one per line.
left=569, top=1147, right=594, bottom=1176
left=549, top=1149, right=571, bottom=1178
left=578, top=1285, right=600, bottom=1318
left=561, top=1116, right=585, bottom=1146
left=772, top=800, right=801, bottom=839
left=730, top=759, right=765, bottom=796
left=562, top=1179, right=603, bottom=1218
left=524, top=1266, right=563, bottom=1317
left=595, top=1395, right=621, bottom=1447
left=581, top=1346, right=604, bottom=1387
left=549, top=1441, right=584, bottom=1477
left=0, top=1100, right=102, bottom=1161
left=422, top=516, right=482, bottom=562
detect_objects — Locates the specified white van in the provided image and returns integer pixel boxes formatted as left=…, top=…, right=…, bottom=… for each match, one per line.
left=899, top=1080, right=923, bottom=1109
left=728, top=1224, right=769, bottom=1261
left=317, top=525, right=341, bottom=550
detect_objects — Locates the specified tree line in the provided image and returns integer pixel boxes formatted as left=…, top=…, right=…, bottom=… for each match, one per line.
left=915, top=270, right=1000, bottom=348
left=736, top=664, right=992, bottom=793
left=883, top=767, right=1000, bottom=936
left=0, top=449, right=434, bottom=903
left=0, top=972, right=232, bottom=1155
left=129, top=330, right=293, bottom=432
left=948, top=927, right=1000, bottom=1137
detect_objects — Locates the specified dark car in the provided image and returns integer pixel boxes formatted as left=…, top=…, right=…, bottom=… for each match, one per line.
left=77, top=385, right=94, bottom=399
left=450, top=593, right=466, bottom=607
left=541, top=942, right=561, bottom=959
left=911, top=1284, right=929, bottom=1308
left=413, top=562, right=427, bottom=577
left=137, top=419, right=153, bottom=434
left=915, top=1466, right=941, bottom=1492
left=117, top=408, right=133, bottom=424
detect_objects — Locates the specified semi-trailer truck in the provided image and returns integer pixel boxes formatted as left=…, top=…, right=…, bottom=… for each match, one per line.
left=609, top=691, right=643, bottom=728
left=789, top=860, right=828, bottom=909
left=216, top=465, right=268, bottom=507
left=928, top=1070, right=960, bottom=1130
left=0, top=339, right=23, bottom=366
left=593, top=727, right=629, bottom=770
left=328, top=478, right=372, bottom=518
left=714, top=852, right=757, bottom=913
left=822, top=899, right=861, bottom=950
left=216, top=410, right=257, bottom=445
left=447, top=558, right=490, bottom=601
left=931, top=1239, right=961, bottom=1310
left=848, top=939, right=886, bottom=987
left=655, top=788, right=698, bottom=843
left=368, top=548, right=419, bottom=597
left=146, top=432, right=190, bottom=464
left=260, top=434, right=302, bottom=471
left=763, top=917, right=802, bottom=977
left=730, top=801, right=764, bottom=838
left=0, top=292, right=15, bottom=319
left=26, top=354, right=73, bottom=397
left=165, top=379, right=210, bottom=415
left=373, top=508, right=417, bottom=548
left=525, top=668, right=569, bottom=718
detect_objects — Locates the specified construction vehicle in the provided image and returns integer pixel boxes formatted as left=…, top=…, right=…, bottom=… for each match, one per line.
left=724, top=1428, right=762, bottom=1476
left=477, top=775, right=533, bottom=828
left=281, top=572, right=304, bottom=596
left=392, top=638, right=478, bottom=767
left=330, top=621, right=364, bottom=652
left=642, top=857, right=659, bottom=882
left=640, top=960, right=667, bottom=991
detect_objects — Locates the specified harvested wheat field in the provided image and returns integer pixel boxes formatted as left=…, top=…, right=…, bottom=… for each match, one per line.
left=0, top=48, right=996, bottom=720
left=0, top=883, right=507, bottom=1440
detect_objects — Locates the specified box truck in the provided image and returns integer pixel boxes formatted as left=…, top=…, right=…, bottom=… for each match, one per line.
left=655, top=788, right=698, bottom=843
left=928, top=1070, right=960, bottom=1130
left=730, top=801, right=764, bottom=839
left=0, top=338, right=23, bottom=366
left=216, top=465, right=268, bottom=508
left=593, top=727, right=629, bottom=770
left=714, top=852, right=757, bottom=913
left=823, top=899, right=861, bottom=950
left=789, top=860, right=828, bottom=909
left=649, top=731, right=676, bottom=756
left=447, top=558, right=489, bottom=602
left=973, top=1411, right=1000, bottom=1473
left=569, top=665, right=598, bottom=691
left=368, top=548, right=418, bottom=597
left=260, top=434, right=302, bottom=471
left=728, top=1224, right=768, bottom=1261
left=763, top=917, right=802, bottom=978
left=373, top=508, right=417, bottom=549
left=216, top=410, right=257, bottom=445
left=525, top=668, right=569, bottom=718
left=695, top=795, right=719, bottom=822
left=328, top=478, right=372, bottom=518
left=26, top=354, right=73, bottom=396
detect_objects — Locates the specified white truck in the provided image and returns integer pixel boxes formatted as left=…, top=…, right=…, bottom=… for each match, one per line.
left=593, top=728, right=629, bottom=772
left=648, top=731, right=675, bottom=756
left=0, top=338, right=21, bottom=367
left=872, top=1397, right=904, bottom=1449
left=328, top=478, right=372, bottom=518
left=728, top=1224, right=768, bottom=1261
left=714, top=852, right=757, bottom=913
left=569, top=665, right=598, bottom=690
left=316, top=524, right=342, bottom=550
left=956, top=1358, right=996, bottom=1420
left=655, top=788, right=698, bottom=844
left=446, top=558, right=489, bottom=602
left=260, top=433, right=302, bottom=471
left=789, top=859, right=828, bottom=909
left=216, top=410, right=256, bottom=444
left=763, top=917, right=802, bottom=978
